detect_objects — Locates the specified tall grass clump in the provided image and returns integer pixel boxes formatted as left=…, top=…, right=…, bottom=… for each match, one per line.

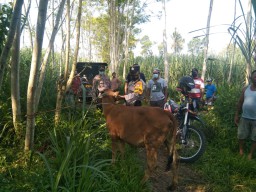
left=191, top=84, right=256, bottom=192
left=35, top=111, right=150, bottom=192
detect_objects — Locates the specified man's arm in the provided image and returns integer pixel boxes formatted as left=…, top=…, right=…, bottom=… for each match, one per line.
left=163, top=86, right=168, bottom=103
left=200, top=79, right=205, bottom=100
left=140, top=73, right=146, bottom=83
left=124, top=82, right=128, bottom=94
left=124, top=74, right=130, bottom=94
left=212, top=86, right=217, bottom=97
left=234, top=87, right=246, bottom=125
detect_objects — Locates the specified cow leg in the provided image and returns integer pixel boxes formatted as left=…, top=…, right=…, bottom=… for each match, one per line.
left=142, top=146, right=157, bottom=183
left=117, top=140, right=125, bottom=160
left=166, top=135, right=178, bottom=191
left=111, top=138, right=119, bottom=164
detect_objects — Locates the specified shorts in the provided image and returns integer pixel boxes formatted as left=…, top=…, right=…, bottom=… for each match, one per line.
left=237, top=117, right=256, bottom=141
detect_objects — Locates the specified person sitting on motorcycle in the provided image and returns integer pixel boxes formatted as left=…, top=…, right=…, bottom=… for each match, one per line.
left=120, top=67, right=146, bottom=106
left=176, top=75, right=198, bottom=115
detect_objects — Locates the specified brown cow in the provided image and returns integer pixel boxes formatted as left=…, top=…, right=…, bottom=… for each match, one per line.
left=100, top=89, right=178, bottom=190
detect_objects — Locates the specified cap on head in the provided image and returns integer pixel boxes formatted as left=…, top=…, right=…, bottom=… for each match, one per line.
left=99, top=66, right=105, bottom=71
left=206, top=78, right=212, bottom=82
left=153, top=68, right=160, bottom=74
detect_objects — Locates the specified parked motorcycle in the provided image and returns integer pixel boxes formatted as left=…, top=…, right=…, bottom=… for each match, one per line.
left=165, top=76, right=206, bottom=163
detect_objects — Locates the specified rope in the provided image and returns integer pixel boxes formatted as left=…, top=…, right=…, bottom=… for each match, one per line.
left=8, top=103, right=94, bottom=119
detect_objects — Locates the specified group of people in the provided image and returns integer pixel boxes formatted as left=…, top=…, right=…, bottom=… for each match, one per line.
left=91, top=64, right=218, bottom=110
left=91, top=66, right=121, bottom=104
left=88, top=64, right=256, bottom=160
left=189, top=68, right=217, bottom=110
left=91, top=63, right=169, bottom=109
left=68, top=67, right=122, bottom=104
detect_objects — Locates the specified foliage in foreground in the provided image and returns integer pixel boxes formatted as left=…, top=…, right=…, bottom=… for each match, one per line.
left=0, top=109, right=149, bottom=192
left=190, top=84, right=256, bottom=192
left=1, top=84, right=256, bottom=191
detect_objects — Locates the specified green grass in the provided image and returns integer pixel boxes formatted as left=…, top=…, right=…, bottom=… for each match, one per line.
left=189, top=87, right=256, bottom=192
left=0, top=110, right=150, bottom=192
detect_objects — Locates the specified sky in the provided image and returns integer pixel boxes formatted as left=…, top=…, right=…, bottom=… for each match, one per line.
left=137, top=0, right=250, bottom=54
left=1, top=0, right=250, bottom=56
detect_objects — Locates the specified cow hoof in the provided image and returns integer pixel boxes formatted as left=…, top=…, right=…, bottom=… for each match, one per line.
left=167, top=185, right=176, bottom=191
left=165, top=164, right=171, bottom=172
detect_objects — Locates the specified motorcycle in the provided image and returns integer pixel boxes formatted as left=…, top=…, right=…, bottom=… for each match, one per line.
left=165, top=78, right=206, bottom=163
left=174, top=96, right=206, bottom=163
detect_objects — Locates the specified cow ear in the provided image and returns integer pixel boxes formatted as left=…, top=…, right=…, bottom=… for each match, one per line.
left=115, top=91, right=119, bottom=96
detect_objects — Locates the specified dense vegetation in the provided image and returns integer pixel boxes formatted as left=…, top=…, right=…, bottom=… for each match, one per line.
left=1, top=47, right=256, bottom=191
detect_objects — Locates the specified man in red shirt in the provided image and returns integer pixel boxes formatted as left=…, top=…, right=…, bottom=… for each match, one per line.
left=71, top=71, right=81, bottom=94
left=189, top=68, right=204, bottom=111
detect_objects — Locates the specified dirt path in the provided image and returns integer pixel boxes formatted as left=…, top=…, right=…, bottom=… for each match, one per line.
left=138, top=147, right=208, bottom=192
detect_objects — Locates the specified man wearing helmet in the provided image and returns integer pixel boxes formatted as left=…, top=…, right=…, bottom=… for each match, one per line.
left=120, top=66, right=146, bottom=106
left=124, top=64, right=146, bottom=95
left=189, top=68, right=205, bottom=110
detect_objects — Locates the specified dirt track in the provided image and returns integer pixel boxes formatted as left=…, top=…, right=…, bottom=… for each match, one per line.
left=138, top=146, right=208, bottom=192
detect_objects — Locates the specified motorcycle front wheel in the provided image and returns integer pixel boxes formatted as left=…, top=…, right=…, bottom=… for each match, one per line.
left=176, top=125, right=206, bottom=163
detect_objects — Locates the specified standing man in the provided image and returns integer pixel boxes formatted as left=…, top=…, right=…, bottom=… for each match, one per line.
left=205, top=78, right=217, bottom=105
left=189, top=68, right=204, bottom=111
left=234, top=70, right=256, bottom=160
left=124, top=64, right=146, bottom=94
left=71, top=70, right=82, bottom=97
left=111, top=72, right=121, bottom=92
left=147, top=68, right=168, bottom=109
left=92, top=66, right=111, bottom=105
left=121, top=66, right=146, bottom=106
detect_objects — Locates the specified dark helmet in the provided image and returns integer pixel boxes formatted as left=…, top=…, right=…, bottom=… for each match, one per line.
left=177, top=76, right=195, bottom=95
left=132, top=63, right=140, bottom=72
left=129, top=66, right=139, bottom=75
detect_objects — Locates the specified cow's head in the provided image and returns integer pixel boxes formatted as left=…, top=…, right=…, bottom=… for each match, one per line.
left=99, top=89, right=121, bottom=103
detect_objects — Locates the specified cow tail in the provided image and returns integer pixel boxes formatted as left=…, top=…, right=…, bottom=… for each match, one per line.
left=165, top=112, right=178, bottom=171
left=165, top=112, right=178, bottom=189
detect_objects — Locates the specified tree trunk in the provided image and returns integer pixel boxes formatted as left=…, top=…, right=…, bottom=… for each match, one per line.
left=20, top=0, right=31, bottom=34
left=253, top=0, right=256, bottom=70
left=35, top=0, right=66, bottom=111
left=55, top=0, right=82, bottom=125
left=0, top=0, right=24, bottom=92
left=109, top=0, right=120, bottom=73
left=123, top=0, right=135, bottom=79
left=55, top=0, right=70, bottom=125
left=11, top=1, right=22, bottom=138
left=162, top=0, right=169, bottom=84
left=22, top=1, right=33, bottom=49
left=64, top=0, right=70, bottom=81
left=228, top=0, right=237, bottom=84
left=201, top=0, right=214, bottom=80
left=51, top=0, right=55, bottom=77
left=245, top=0, right=252, bottom=84
left=25, top=0, right=49, bottom=151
